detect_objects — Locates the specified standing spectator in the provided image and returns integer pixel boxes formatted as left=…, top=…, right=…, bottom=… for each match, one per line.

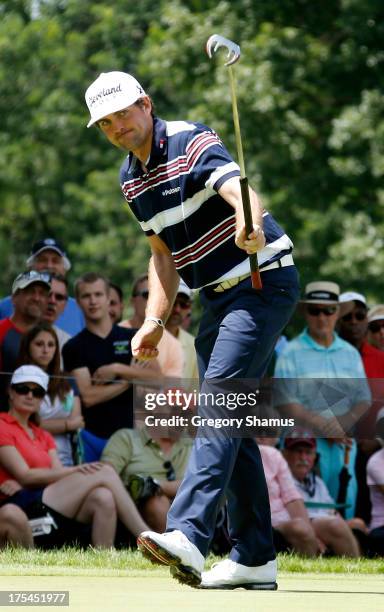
left=283, top=434, right=362, bottom=557
left=274, top=281, right=371, bottom=519
left=18, top=322, right=84, bottom=466
left=165, top=280, right=198, bottom=381
left=257, top=436, right=319, bottom=556
left=0, top=271, right=51, bottom=407
left=0, top=365, right=150, bottom=548
left=42, top=274, right=71, bottom=355
left=109, top=283, right=125, bottom=325
left=63, top=273, right=160, bottom=444
left=120, top=274, right=183, bottom=379
left=338, top=291, right=384, bottom=522
left=0, top=238, right=84, bottom=336
left=367, top=305, right=384, bottom=352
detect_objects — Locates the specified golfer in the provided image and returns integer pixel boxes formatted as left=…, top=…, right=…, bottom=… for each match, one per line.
left=85, top=71, right=299, bottom=589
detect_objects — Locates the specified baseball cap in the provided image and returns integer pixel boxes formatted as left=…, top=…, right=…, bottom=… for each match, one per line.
left=85, top=71, right=146, bottom=128
left=12, top=270, right=51, bottom=295
left=284, top=429, right=316, bottom=450
left=178, top=280, right=193, bottom=299
left=11, top=365, right=49, bottom=391
left=368, top=304, right=384, bottom=324
left=339, top=291, right=367, bottom=307
left=26, top=238, right=71, bottom=272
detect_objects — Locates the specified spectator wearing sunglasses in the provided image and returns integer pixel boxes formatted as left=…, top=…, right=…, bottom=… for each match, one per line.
left=0, top=271, right=51, bottom=408
left=120, top=274, right=183, bottom=379
left=338, top=293, right=384, bottom=523
left=274, top=281, right=371, bottom=519
left=165, top=280, right=198, bottom=381
left=367, top=305, right=384, bottom=353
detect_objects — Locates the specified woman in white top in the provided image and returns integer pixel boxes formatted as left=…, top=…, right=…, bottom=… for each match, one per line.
left=18, top=322, right=84, bottom=465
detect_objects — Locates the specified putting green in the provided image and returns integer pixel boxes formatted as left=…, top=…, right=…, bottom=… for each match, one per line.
left=0, top=573, right=382, bottom=611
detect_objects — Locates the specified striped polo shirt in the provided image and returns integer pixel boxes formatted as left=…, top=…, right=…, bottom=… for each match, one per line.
left=120, top=117, right=293, bottom=289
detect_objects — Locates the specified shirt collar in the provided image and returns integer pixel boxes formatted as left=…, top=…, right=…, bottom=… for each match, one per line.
left=300, top=328, right=343, bottom=351
left=127, top=116, right=167, bottom=174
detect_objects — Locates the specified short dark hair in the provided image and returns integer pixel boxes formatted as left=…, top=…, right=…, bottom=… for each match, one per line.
left=110, top=282, right=123, bottom=302
left=74, top=272, right=110, bottom=299
left=131, top=273, right=148, bottom=297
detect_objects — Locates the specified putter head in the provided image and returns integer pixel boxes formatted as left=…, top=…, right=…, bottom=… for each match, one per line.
left=206, top=34, right=241, bottom=66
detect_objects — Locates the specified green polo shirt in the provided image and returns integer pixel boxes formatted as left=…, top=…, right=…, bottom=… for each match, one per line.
left=101, top=427, right=192, bottom=486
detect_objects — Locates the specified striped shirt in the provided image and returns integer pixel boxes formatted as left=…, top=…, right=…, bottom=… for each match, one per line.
left=120, top=117, right=293, bottom=289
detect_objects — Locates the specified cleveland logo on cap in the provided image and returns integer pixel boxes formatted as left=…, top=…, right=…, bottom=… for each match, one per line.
left=88, top=83, right=123, bottom=108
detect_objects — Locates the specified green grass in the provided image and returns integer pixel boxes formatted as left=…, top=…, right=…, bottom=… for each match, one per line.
left=0, top=548, right=383, bottom=577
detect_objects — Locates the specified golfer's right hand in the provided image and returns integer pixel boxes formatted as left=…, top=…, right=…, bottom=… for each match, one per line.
left=131, top=321, right=163, bottom=360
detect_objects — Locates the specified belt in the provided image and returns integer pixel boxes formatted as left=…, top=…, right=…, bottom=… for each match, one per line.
left=213, top=254, right=294, bottom=292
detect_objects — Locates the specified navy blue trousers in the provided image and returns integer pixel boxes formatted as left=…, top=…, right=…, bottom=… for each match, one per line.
left=167, top=266, right=300, bottom=565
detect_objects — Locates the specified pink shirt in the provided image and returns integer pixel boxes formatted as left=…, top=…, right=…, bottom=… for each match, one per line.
left=367, top=448, right=384, bottom=531
left=259, top=444, right=302, bottom=526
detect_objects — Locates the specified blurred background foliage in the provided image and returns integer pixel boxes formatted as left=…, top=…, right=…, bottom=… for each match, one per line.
left=1, top=0, right=384, bottom=329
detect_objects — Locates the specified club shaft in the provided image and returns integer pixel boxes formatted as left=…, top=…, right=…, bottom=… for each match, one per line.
left=228, top=66, right=262, bottom=290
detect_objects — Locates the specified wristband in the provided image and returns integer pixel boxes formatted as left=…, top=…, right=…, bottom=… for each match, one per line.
left=145, top=316, right=165, bottom=329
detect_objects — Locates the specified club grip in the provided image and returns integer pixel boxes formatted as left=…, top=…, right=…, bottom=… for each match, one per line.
left=239, top=177, right=262, bottom=290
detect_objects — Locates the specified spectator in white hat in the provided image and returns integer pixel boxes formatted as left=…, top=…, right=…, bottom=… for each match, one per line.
left=367, top=305, right=384, bottom=353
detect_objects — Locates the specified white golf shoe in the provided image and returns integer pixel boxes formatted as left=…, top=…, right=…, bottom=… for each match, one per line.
left=200, top=558, right=278, bottom=590
left=137, top=530, right=204, bottom=587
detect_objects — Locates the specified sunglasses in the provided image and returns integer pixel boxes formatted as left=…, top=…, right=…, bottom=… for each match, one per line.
left=11, top=384, right=45, bottom=399
left=369, top=321, right=384, bottom=333
left=163, top=460, right=176, bottom=481
left=342, top=311, right=366, bottom=322
left=49, top=292, right=68, bottom=302
left=133, top=290, right=149, bottom=299
left=174, top=298, right=191, bottom=310
left=306, top=305, right=338, bottom=317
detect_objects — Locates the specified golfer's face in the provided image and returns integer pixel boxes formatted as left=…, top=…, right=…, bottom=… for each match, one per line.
left=98, top=98, right=153, bottom=154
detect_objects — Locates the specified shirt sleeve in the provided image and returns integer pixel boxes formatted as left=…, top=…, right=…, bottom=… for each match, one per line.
left=0, top=423, right=15, bottom=446
left=367, top=453, right=384, bottom=486
left=101, top=430, right=133, bottom=476
left=275, top=452, right=302, bottom=506
left=62, top=337, right=84, bottom=372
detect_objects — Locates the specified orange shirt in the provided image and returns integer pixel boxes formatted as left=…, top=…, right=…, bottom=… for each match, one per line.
left=0, top=412, right=56, bottom=489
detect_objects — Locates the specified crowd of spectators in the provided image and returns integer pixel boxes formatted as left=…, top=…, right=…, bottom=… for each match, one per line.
left=0, top=237, right=383, bottom=559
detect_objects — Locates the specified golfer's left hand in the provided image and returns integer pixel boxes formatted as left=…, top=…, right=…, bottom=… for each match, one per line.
left=131, top=321, right=163, bottom=360
left=235, top=224, right=265, bottom=254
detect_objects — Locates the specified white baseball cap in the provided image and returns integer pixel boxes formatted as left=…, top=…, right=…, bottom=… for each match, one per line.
left=85, top=71, right=146, bottom=127
left=339, top=291, right=367, bottom=306
left=178, top=279, right=193, bottom=299
left=11, top=365, right=49, bottom=391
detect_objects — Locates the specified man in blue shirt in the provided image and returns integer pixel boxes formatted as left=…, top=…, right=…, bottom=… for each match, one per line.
left=84, top=71, right=300, bottom=589
left=0, top=239, right=84, bottom=336
left=275, top=281, right=371, bottom=519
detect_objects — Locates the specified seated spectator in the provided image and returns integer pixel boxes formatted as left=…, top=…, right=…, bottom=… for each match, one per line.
left=0, top=494, right=33, bottom=548
left=367, top=305, right=384, bottom=352
left=366, top=409, right=384, bottom=556
left=0, top=238, right=84, bottom=336
left=42, top=274, right=72, bottom=355
left=18, top=322, right=84, bottom=466
left=0, top=271, right=51, bottom=407
left=63, top=273, right=160, bottom=449
left=283, top=433, right=364, bottom=557
left=0, top=365, right=150, bottom=548
left=102, top=422, right=192, bottom=532
left=257, top=434, right=319, bottom=556
left=120, top=274, right=183, bottom=379
left=109, top=283, right=124, bottom=324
